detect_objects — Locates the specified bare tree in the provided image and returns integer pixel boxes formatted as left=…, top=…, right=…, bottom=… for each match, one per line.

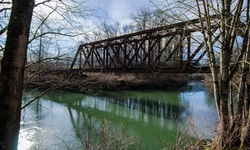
left=122, top=23, right=135, bottom=34
left=1, top=0, right=95, bottom=68
left=194, top=0, right=250, bottom=149
left=152, top=0, right=250, bottom=149
left=0, top=0, right=34, bottom=149
left=28, top=0, right=93, bottom=64
left=130, top=8, right=155, bottom=31
left=0, top=0, right=95, bottom=149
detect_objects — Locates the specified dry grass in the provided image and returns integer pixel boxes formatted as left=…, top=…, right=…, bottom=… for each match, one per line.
left=87, top=73, right=139, bottom=82
left=25, top=71, right=189, bottom=93
left=158, top=118, right=215, bottom=150
left=78, top=119, right=140, bottom=150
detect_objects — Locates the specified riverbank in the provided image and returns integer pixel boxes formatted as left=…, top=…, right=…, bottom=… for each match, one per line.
left=24, top=71, right=190, bottom=93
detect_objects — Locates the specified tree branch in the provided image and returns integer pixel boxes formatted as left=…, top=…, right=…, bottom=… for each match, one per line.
left=0, top=7, right=11, bottom=13
left=0, top=24, right=8, bottom=35
left=34, top=0, right=52, bottom=7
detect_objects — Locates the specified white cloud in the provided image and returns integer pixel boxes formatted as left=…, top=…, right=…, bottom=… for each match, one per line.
left=86, top=0, right=153, bottom=25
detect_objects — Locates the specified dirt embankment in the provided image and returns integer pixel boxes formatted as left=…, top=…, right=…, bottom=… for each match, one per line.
left=25, top=71, right=189, bottom=93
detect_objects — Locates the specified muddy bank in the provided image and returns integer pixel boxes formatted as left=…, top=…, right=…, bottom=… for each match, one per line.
left=25, top=71, right=189, bottom=93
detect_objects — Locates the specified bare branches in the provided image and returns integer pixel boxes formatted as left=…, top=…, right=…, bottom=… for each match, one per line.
left=0, top=7, right=10, bottom=13
left=34, top=0, right=52, bottom=7
left=21, top=88, right=52, bottom=109
left=0, top=24, right=7, bottom=35
left=0, top=0, right=11, bottom=4
left=149, top=0, right=250, bottom=148
left=0, top=0, right=11, bottom=36
left=29, top=6, right=58, bottom=43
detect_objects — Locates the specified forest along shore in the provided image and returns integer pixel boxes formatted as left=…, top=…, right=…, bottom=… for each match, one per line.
left=24, top=70, right=195, bottom=93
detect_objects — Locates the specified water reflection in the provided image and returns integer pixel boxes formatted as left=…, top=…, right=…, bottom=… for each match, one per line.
left=19, top=82, right=217, bottom=150
left=90, top=96, right=188, bottom=121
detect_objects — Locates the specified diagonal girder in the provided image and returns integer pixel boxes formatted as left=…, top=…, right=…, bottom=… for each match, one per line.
left=70, top=15, right=222, bottom=73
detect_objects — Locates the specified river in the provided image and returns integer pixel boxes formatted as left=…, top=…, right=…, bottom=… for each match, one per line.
left=18, top=81, right=218, bottom=150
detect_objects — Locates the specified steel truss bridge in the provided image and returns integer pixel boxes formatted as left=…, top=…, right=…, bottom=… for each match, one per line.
left=70, top=15, right=221, bottom=73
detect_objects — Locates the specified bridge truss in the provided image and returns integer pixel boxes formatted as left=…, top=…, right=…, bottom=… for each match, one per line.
left=70, top=15, right=220, bottom=73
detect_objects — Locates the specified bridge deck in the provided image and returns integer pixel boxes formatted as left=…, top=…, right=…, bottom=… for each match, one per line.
left=80, top=66, right=211, bottom=73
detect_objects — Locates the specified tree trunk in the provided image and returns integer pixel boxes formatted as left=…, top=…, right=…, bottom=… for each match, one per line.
left=0, top=0, right=34, bottom=149
left=194, top=0, right=249, bottom=149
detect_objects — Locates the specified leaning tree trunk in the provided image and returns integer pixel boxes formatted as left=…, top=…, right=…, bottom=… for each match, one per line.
left=0, top=0, right=34, bottom=149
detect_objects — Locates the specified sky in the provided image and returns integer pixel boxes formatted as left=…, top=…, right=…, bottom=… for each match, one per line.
left=85, top=0, right=154, bottom=25
left=0, top=0, right=157, bottom=57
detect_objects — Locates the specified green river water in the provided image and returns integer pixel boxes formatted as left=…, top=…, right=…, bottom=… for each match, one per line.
left=18, top=81, right=218, bottom=150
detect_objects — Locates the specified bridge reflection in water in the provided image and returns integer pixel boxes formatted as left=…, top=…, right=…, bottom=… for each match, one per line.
left=86, top=94, right=187, bottom=120
left=20, top=84, right=217, bottom=149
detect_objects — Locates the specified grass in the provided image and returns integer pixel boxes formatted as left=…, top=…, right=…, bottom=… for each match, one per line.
left=76, top=119, right=140, bottom=150
left=25, top=70, right=189, bottom=92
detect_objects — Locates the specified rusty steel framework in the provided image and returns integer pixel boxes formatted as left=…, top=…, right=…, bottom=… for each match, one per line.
left=70, top=15, right=220, bottom=73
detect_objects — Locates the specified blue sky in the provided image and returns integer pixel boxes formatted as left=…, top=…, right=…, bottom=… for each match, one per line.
left=86, top=0, right=154, bottom=24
